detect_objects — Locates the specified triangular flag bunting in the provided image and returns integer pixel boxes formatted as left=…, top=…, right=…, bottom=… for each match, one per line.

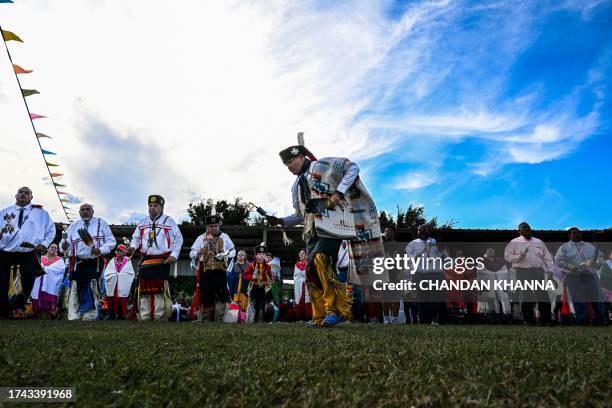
left=60, top=199, right=71, bottom=203
left=30, top=113, right=46, bottom=120
left=13, top=64, right=32, bottom=74
left=62, top=206, right=71, bottom=210
left=45, top=162, right=59, bottom=167
left=0, top=1, right=15, bottom=4
left=36, top=132, right=52, bottom=139
left=21, top=89, right=40, bottom=97
left=54, top=183, right=67, bottom=188
left=50, top=173, right=64, bottom=177
left=41, top=149, right=57, bottom=155
left=57, top=192, right=69, bottom=195
left=1, top=29, right=22, bottom=42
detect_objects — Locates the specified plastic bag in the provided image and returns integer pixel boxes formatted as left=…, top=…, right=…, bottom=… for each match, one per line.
left=246, top=302, right=256, bottom=323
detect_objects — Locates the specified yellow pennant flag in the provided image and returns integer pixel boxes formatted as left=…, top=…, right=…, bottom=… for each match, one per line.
left=45, top=162, right=59, bottom=167
left=1, top=29, right=23, bottom=42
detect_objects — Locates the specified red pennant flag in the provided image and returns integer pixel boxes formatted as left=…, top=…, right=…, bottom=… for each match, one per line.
left=30, top=113, right=47, bottom=120
left=13, top=64, right=33, bottom=74
left=57, top=192, right=69, bottom=195
left=50, top=173, right=64, bottom=177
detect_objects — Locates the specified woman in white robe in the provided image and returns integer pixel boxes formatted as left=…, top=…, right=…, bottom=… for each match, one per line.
left=477, top=248, right=510, bottom=318
left=103, top=245, right=135, bottom=319
left=31, top=243, right=66, bottom=318
left=293, top=249, right=312, bottom=321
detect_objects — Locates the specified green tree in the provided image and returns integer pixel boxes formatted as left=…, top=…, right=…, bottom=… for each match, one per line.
left=378, top=210, right=396, bottom=230
left=380, top=204, right=456, bottom=233
left=188, top=197, right=252, bottom=226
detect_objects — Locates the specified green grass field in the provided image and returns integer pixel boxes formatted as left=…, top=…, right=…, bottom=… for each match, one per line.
left=1, top=321, right=610, bottom=407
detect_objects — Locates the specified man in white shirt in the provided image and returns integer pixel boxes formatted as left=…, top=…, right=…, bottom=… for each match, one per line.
left=60, top=203, right=116, bottom=321
left=504, top=222, right=555, bottom=325
left=0, top=187, right=55, bottom=318
left=129, top=195, right=183, bottom=321
left=554, top=227, right=606, bottom=324
left=405, top=225, right=447, bottom=324
left=189, top=214, right=235, bottom=322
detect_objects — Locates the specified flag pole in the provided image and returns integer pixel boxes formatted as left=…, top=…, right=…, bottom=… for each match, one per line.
left=1, top=24, right=71, bottom=222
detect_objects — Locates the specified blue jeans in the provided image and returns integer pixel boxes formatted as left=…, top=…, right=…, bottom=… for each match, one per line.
left=565, top=272, right=606, bottom=323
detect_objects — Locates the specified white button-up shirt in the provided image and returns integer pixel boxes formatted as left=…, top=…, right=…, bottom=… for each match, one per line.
left=59, top=217, right=116, bottom=259
left=189, top=232, right=235, bottom=260
left=405, top=237, right=443, bottom=274
left=554, top=241, right=603, bottom=274
left=131, top=214, right=183, bottom=258
left=504, top=236, right=554, bottom=272
left=0, top=203, right=55, bottom=252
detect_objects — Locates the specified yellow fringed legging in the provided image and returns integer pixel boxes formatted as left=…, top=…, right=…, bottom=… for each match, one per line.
left=309, top=253, right=352, bottom=325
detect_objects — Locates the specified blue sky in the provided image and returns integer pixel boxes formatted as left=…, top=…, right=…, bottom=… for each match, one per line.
left=0, top=0, right=610, bottom=229
left=356, top=0, right=612, bottom=229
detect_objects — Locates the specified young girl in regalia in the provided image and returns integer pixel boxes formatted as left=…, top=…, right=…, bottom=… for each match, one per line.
left=244, top=244, right=272, bottom=323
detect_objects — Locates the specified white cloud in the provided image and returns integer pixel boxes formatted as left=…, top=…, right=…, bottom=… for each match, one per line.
left=505, top=124, right=561, bottom=144
left=0, top=0, right=457, bottom=223
left=506, top=144, right=571, bottom=164
left=395, top=172, right=437, bottom=190
left=370, top=110, right=525, bottom=136
left=0, top=0, right=607, bottom=225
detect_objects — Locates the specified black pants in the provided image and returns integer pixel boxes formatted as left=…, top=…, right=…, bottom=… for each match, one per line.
left=404, top=301, right=419, bottom=324
left=516, top=267, right=551, bottom=324
left=71, top=257, right=101, bottom=283
left=251, top=285, right=270, bottom=322
left=199, top=269, right=230, bottom=306
left=0, top=250, right=42, bottom=317
left=413, top=273, right=448, bottom=324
